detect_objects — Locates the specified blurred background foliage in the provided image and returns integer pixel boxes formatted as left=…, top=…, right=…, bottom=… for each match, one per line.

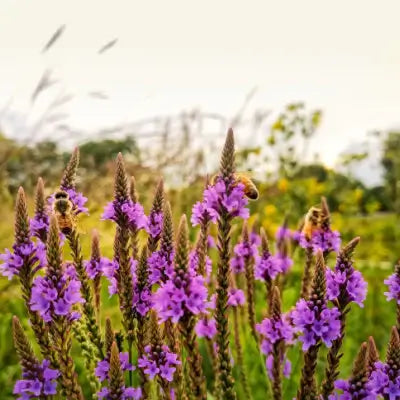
left=0, top=101, right=400, bottom=398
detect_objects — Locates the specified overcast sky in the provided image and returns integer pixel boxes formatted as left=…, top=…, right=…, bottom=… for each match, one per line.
left=1, top=0, right=399, bottom=180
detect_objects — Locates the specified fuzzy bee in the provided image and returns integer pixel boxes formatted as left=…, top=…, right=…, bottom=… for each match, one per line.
left=52, top=190, right=75, bottom=234
left=211, top=172, right=259, bottom=200
left=302, top=206, right=323, bottom=240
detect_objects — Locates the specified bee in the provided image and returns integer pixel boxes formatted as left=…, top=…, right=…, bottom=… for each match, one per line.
left=302, top=206, right=322, bottom=240
left=52, top=190, right=76, bottom=234
left=211, top=172, right=259, bottom=200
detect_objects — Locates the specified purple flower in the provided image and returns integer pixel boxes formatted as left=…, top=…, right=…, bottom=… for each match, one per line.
left=30, top=212, right=49, bottom=241
left=230, top=235, right=259, bottom=274
left=0, top=240, right=44, bottom=280
left=265, top=355, right=292, bottom=380
left=153, top=271, right=208, bottom=323
left=102, top=258, right=136, bottom=296
left=291, top=298, right=341, bottom=351
left=191, top=178, right=249, bottom=227
left=146, top=211, right=163, bottom=238
left=329, top=377, right=377, bottom=399
left=188, top=249, right=212, bottom=281
left=133, top=283, right=152, bottom=317
left=195, top=317, right=217, bottom=339
left=148, top=249, right=175, bottom=285
left=191, top=201, right=217, bottom=226
left=13, top=359, right=59, bottom=400
left=98, top=387, right=142, bottom=400
left=327, top=263, right=367, bottom=308
left=367, top=361, right=400, bottom=399
left=255, top=250, right=281, bottom=282
left=95, top=352, right=134, bottom=382
left=274, top=252, right=293, bottom=274
left=138, top=344, right=180, bottom=382
left=276, top=226, right=291, bottom=241
left=30, top=264, right=85, bottom=322
left=298, top=230, right=341, bottom=254
left=384, top=272, right=400, bottom=305
left=227, top=288, right=245, bottom=307
left=84, top=257, right=112, bottom=280
left=257, top=313, right=294, bottom=379
left=102, top=199, right=147, bottom=231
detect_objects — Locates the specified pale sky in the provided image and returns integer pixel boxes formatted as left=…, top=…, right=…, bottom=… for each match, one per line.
left=1, top=0, right=400, bottom=181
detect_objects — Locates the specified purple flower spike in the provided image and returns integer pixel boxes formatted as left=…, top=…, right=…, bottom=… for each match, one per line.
left=30, top=264, right=85, bottom=322
left=326, top=238, right=367, bottom=308
left=146, top=211, right=163, bottom=238
left=275, top=226, right=291, bottom=242
left=13, top=359, right=60, bottom=400
left=298, top=230, right=341, bottom=255
left=0, top=240, right=44, bottom=280
left=148, top=249, right=175, bottom=286
left=102, top=199, right=147, bottom=231
left=291, top=298, right=341, bottom=351
left=95, top=352, right=135, bottom=382
left=30, top=214, right=49, bottom=241
left=195, top=317, right=217, bottom=339
left=227, top=288, right=245, bottom=307
left=138, top=344, right=180, bottom=382
left=230, top=233, right=259, bottom=274
left=191, top=201, right=218, bottom=227
left=367, top=361, right=400, bottom=399
left=257, top=313, right=294, bottom=379
left=84, top=257, right=112, bottom=280
left=154, top=272, right=208, bottom=323
left=191, top=177, right=249, bottom=227
left=384, top=266, right=400, bottom=305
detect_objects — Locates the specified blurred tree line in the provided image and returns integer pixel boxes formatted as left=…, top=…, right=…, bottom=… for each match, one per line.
left=0, top=102, right=399, bottom=223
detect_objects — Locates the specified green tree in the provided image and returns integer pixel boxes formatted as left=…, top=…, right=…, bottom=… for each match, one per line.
left=381, top=132, right=400, bottom=213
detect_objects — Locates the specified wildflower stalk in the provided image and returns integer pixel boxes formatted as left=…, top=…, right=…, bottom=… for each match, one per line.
left=105, top=317, right=115, bottom=357
left=113, top=154, right=136, bottom=382
left=215, top=128, right=237, bottom=400
left=90, top=230, right=102, bottom=316
left=321, top=237, right=360, bottom=398
left=67, top=228, right=104, bottom=359
left=297, top=251, right=326, bottom=400
left=136, top=247, right=150, bottom=399
left=109, top=341, right=126, bottom=400
left=270, top=286, right=284, bottom=400
left=232, top=305, right=252, bottom=400
left=47, top=217, right=83, bottom=400
left=260, top=228, right=273, bottom=306
left=130, top=176, right=140, bottom=260
left=147, top=179, right=164, bottom=253
left=393, top=260, right=400, bottom=332
left=12, top=316, right=40, bottom=378
left=34, top=177, right=48, bottom=243
left=15, top=187, right=55, bottom=365
left=197, top=181, right=211, bottom=276
left=175, top=215, right=207, bottom=400
left=150, top=311, right=172, bottom=400
left=350, top=342, right=368, bottom=388
left=72, top=317, right=101, bottom=394
left=242, top=222, right=257, bottom=341
left=366, top=336, right=379, bottom=376
left=60, top=147, right=79, bottom=191
left=386, top=326, right=400, bottom=374
left=163, top=320, right=185, bottom=399
left=300, top=246, right=313, bottom=299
